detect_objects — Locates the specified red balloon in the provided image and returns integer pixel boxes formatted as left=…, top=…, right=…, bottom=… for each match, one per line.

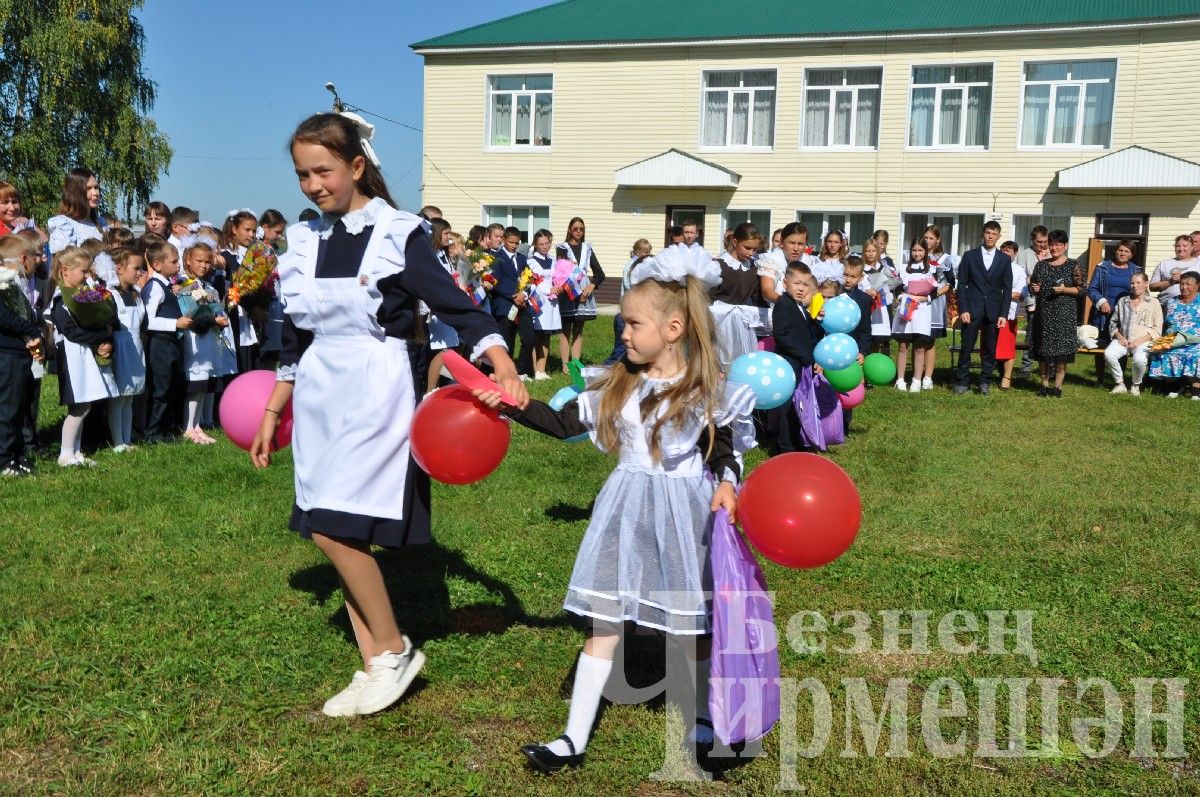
left=411, top=385, right=511, bottom=485
left=738, top=453, right=861, bottom=568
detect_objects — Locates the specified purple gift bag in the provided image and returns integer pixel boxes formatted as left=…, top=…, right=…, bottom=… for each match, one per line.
left=709, top=508, right=781, bottom=745
left=792, top=367, right=845, bottom=450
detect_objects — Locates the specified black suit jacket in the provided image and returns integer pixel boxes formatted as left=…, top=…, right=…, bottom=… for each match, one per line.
left=490, top=247, right=526, bottom=318
left=956, top=247, right=1013, bottom=322
left=772, top=295, right=824, bottom=378
left=846, top=287, right=873, bottom=355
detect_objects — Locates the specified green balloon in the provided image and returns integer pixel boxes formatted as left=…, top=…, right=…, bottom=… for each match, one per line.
left=863, top=353, right=897, bottom=386
left=826, top=363, right=864, bottom=393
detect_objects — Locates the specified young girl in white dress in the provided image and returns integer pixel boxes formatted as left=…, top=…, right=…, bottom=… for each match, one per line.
left=860, top=238, right=900, bottom=355
left=475, top=243, right=756, bottom=774
left=527, top=229, right=561, bottom=379
left=813, top=229, right=848, bottom=286
left=49, top=246, right=117, bottom=467
left=179, top=241, right=233, bottom=445
left=251, top=112, right=527, bottom=718
left=106, top=247, right=147, bottom=452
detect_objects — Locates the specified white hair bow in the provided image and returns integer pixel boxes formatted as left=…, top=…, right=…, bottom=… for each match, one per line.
left=227, top=208, right=255, bottom=218
left=629, top=243, right=722, bottom=290
left=340, top=111, right=381, bottom=169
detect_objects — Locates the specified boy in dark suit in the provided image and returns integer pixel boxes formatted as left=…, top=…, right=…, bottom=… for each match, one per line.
left=493, top=226, right=535, bottom=379
left=770, top=262, right=823, bottom=454
left=954, top=220, right=1013, bottom=394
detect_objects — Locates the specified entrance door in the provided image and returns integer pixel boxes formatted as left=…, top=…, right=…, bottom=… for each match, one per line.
left=1094, top=214, right=1149, bottom=272
left=666, top=205, right=705, bottom=247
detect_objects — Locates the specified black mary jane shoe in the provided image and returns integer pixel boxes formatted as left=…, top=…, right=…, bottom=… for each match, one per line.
left=1051, top=387, right=1063, bottom=398
left=521, top=735, right=584, bottom=774
left=1038, top=385, right=1049, bottom=397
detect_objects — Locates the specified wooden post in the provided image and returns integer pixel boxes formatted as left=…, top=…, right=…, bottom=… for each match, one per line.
left=1082, top=238, right=1108, bottom=384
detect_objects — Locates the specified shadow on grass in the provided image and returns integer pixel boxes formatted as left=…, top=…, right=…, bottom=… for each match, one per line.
left=544, top=501, right=595, bottom=523
left=289, top=541, right=578, bottom=649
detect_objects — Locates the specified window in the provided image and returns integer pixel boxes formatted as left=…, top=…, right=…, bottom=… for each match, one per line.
left=487, top=74, right=553, bottom=149
left=908, top=65, right=992, bottom=148
left=1020, top=60, right=1116, bottom=147
left=803, top=68, right=881, bottom=148
left=796, top=211, right=876, bottom=248
left=702, top=70, right=776, bottom=149
left=723, top=209, right=772, bottom=236
left=482, top=205, right=550, bottom=243
left=1012, top=214, right=1071, bottom=245
left=1095, top=214, right=1149, bottom=266
left=900, top=213, right=986, bottom=258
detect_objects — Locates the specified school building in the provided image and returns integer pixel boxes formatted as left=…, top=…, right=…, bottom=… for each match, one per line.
left=412, top=1, right=1200, bottom=301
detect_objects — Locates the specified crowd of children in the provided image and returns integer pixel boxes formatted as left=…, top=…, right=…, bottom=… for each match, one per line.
left=0, top=169, right=294, bottom=475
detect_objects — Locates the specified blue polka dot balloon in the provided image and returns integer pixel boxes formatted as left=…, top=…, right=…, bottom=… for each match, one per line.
left=821, top=294, right=862, bottom=335
left=728, top=351, right=797, bottom=410
left=548, top=385, right=589, bottom=443
left=815, top=333, right=858, bottom=372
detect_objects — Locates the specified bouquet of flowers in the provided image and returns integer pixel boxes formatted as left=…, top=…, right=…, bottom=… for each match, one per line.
left=1150, top=332, right=1199, bottom=352
left=463, top=246, right=496, bottom=305
left=176, top=278, right=224, bottom=334
left=230, top=242, right=278, bottom=309
left=516, top=266, right=544, bottom=314
left=61, top=284, right=116, bottom=365
left=0, top=266, right=34, bottom=323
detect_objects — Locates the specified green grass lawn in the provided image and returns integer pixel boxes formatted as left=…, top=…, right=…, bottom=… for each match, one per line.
left=2, top=324, right=1198, bottom=796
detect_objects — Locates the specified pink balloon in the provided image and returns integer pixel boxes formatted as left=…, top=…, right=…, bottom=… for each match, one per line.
left=757, top=336, right=776, bottom=352
left=220, top=369, right=292, bottom=451
left=838, top=381, right=866, bottom=409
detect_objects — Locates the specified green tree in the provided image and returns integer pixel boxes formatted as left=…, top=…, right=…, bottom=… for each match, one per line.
left=0, top=0, right=171, bottom=223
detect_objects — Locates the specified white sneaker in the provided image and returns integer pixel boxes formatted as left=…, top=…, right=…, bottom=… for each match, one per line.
left=909, top=381, right=922, bottom=393
left=895, top=379, right=907, bottom=391
left=356, top=637, right=426, bottom=715
left=922, top=377, right=934, bottom=390
left=1130, top=385, right=1141, bottom=396
left=1111, top=383, right=1127, bottom=395
left=322, top=670, right=368, bottom=717
left=534, top=371, right=550, bottom=381
left=1168, top=392, right=1181, bottom=399
left=519, top=374, right=532, bottom=383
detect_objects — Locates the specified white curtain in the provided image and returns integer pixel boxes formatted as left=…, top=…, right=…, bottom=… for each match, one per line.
left=856, top=88, right=880, bottom=147
left=534, top=92, right=553, bottom=145
left=515, top=95, right=532, bottom=145
left=939, top=88, right=962, bottom=145
left=833, top=90, right=852, bottom=146
left=965, top=86, right=990, bottom=147
left=752, top=90, right=775, bottom=147
left=804, top=89, right=830, bottom=147
left=732, top=92, right=749, bottom=146
left=1021, top=85, right=1050, bottom=146
left=1082, top=82, right=1113, bottom=146
left=490, top=94, right=512, bottom=146
left=909, top=88, right=934, bottom=146
left=703, top=92, right=728, bottom=146
left=1053, top=85, right=1080, bottom=144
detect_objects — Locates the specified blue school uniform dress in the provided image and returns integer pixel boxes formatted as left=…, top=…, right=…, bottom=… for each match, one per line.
left=508, top=372, right=756, bottom=634
left=276, top=198, right=504, bottom=548
left=111, top=289, right=147, bottom=397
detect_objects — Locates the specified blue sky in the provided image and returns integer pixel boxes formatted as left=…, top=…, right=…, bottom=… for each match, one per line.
left=136, top=0, right=550, bottom=224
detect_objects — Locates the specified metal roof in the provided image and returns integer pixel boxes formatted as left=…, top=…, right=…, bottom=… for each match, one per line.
left=1057, top=146, right=1200, bottom=190
left=413, top=0, right=1200, bottom=51
left=615, top=149, right=741, bottom=189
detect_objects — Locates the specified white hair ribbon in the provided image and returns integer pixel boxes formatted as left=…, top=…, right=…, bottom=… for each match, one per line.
left=629, top=243, right=722, bottom=290
left=226, top=208, right=255, bottom=219
left=339, top=111, right=381, bottom=169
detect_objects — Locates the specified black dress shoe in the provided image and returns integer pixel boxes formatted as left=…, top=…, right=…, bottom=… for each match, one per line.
left=521, top=735, right=584, bottom=774
left=1051, top=387, right=1063, bottom=398
left=979, top=382, right=991, bottom=395
left=1038, top=385, right=1049, bottom=397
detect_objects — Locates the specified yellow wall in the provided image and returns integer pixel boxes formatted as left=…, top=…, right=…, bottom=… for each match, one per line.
left=421, top=24, right=1200, bottom=275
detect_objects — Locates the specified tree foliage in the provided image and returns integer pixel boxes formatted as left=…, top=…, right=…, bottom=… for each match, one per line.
left=0, top=1, right=171, bottom=222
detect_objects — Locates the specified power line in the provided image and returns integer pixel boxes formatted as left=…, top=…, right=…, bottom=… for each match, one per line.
left=342, top=102, right=423, bottom=134
left=424, top=155, right=480, bottom=204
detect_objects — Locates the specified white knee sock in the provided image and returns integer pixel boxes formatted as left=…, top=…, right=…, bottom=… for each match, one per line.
left=60, top=405, right=89, bottom=459
left=186, top=391, right=202, bottom=430
left=545, top=652, right=613, bottom=756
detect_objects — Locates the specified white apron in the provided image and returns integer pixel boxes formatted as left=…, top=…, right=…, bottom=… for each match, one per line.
left=558, top=241, right=598, bottom=318
left=61, top=333, right=118, bottom=404
left=283, top=213, right=419, bottom=521
left=112, top=294, right=147, bottom=396
left=891, top=268, right=934, bottom=338
left=529, top=253, right=562, bottom=332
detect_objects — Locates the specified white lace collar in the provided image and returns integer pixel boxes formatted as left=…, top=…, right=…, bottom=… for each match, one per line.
left=319, top=197, right=388, bottom=240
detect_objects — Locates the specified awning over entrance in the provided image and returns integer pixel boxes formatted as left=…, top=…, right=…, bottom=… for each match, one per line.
left=615, top=149, right=741, bottom=189
left=1056, top=146, right=1200, bottom=191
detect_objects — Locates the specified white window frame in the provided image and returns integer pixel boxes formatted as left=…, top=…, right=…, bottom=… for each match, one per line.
left=698, top=68, right=778, bottom=152
left=1017, top=58, right=1118, bottom=150
left=897, top=210, right=989, bottom=259
left=905, top=63, right=994, bottom=151
left=722, top=209, right=772, bottom=236
left=1010, top=213, right=1073, bottom=246
left=481, top=204, right=552, bottom=243
left=484, top=73, right=554, bottom=152
left=800, top=65, right=883, bottom=151
left=795, top=210, right=877, bottom=247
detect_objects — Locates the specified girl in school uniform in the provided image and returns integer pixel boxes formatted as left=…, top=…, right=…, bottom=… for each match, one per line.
left=861, top=237, right=901, bottom=355
left=474, top=242, right=754, bottom=774
left=250, top=112, right=527, bottom=718
left=709, top=222, right=767, bottom=366
left=49, top=246, right=117, bottom=466
left=892, top=238, right=943, bottom=393
left=873, top=229, right=896, bottom=270
left=106, top=247, right=148, bottom=452
left=527, top=228, right=561, bottom=379
left=555, top=217, right=605, bottom=371
left=423, top=217, right=461, bottom=393
left=179, top=241, right=233, bottom=445
left=47, top=168, right=107, bottom=256
left=813, top=229, right=848, bottom=285
left=923, top=225, right=957, bottom=345
left=220, top=210, right=262, bottom=373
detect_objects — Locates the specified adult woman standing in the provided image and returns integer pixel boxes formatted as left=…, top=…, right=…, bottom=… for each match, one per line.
left=1029, top=229, right=1084, bottom=397
left=1149, top=270, right=1200, bottom=399
left=47, top=168, right=107, bottom=255
left=1087, top=239, right=1137, bottom=349
left=555, top=217, right=605, bottom=371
